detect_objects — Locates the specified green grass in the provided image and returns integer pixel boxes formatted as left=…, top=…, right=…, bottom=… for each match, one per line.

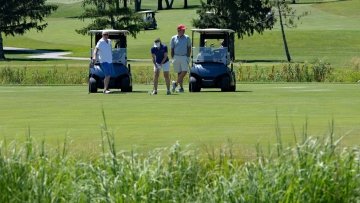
left=1, top=84, right=359, bottom=153
left=0, top=124, right=359, bottom=202
left=2, top=0, right=360, bottom=68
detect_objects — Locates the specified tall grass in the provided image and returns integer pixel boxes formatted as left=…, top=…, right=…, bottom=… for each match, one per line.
left=2, top=59, right=359, bottom=85
left=0, top=116, right=359, bottom=202
left=0, top=66, right=87, bottom=85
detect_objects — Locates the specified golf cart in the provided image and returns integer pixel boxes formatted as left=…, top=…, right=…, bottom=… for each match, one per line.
left=138, top=10, right=157, bottom=30
left=189, top=28, right=236, bottom=92
left=88, top=29, right=132, bottom=93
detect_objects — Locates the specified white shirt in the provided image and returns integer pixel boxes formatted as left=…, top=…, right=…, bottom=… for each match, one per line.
left=95, top=38, right=112, bottom=63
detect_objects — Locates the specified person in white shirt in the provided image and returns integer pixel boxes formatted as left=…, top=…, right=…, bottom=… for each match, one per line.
left=93, top=30, right=113, bottom=94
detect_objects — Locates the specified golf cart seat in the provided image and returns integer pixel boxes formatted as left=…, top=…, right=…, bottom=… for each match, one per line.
left=194, top=47, right=228, bottom=65
left=112, top=48, right=126, bottom=65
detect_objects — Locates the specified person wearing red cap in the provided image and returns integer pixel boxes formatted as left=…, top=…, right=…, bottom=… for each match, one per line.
left=170, top=24, right=191, bottom=93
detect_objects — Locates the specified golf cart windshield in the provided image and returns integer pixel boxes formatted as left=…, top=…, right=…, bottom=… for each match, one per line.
left=193, top=47, right=228, bottom=65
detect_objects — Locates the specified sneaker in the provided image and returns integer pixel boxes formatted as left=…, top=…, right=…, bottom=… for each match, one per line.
left=103, top=89, right=111, bottom=94
left=151, top=90, right=157, bottom=95
left=171, top=81, right=177, bottom=92
left=166, top=90, right=171, bottom=95
left=178, top=88, right=184, bottom=93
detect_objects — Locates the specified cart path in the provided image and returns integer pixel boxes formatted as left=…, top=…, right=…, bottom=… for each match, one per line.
left=4, top=47, right=151, bottom=62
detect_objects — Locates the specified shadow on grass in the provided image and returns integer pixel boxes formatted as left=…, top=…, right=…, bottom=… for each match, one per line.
left=197, top=90, right=253, bottom=93
left=2, top=58, right=62, bottom=62
left=238, top=59, right=287, bottom=63
left=89, top=90, right=149, bottom=94
left=5, top=49, right=68, bottom=55
left=156, top=5, right=200, bottom=10
left=293, top=0, right=344, bottom=4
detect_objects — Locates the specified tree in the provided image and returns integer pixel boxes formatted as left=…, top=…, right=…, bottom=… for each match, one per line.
left=0, top=0, right=57, bottom=60
left=157, top=0, right=163, bottom=10
left=270, top=0, right=308, bottom=62
left=193, top=0, right=275, bottom=39
left=134, top=0, right=142, bottom=12
left=77, top=0, right=143, bottom=38
left=164, top=0, right=175, bottom=9
left=184, top=0, right=188, bottom=8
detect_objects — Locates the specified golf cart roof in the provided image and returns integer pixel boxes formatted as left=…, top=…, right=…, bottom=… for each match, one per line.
left=89, top=29, right=129, bottom=35
left=138, top=10, right=156, bottom=14
left=191, top=28, right=235, bottom=34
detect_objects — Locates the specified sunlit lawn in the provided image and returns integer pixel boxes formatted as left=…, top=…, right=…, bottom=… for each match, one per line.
left=1, top=84, right=359, bottom=154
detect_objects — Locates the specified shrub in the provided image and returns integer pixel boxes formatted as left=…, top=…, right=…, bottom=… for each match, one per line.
left=312, top=59, right=333, bottom=82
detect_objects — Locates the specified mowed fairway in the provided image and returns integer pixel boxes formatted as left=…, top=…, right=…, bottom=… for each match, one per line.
left=1, top=84, right=359, bottom=154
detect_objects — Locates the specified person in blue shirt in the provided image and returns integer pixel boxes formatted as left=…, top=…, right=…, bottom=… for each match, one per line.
left=170, top=24, right=191, bottom=93
left=151, top=38, right=171, bottom=95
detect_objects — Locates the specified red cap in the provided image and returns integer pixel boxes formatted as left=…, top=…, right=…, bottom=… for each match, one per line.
left=177, top=24, right=186, bottom=30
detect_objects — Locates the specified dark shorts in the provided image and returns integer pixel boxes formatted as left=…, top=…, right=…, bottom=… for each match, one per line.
left=101, top=62, right=114, bottom=76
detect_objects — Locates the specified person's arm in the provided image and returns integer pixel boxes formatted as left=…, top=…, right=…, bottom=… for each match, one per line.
left=160, top=52, right=168, bottom=65
left=187, top=37, right=192, bottom=57
left=152, top=53, right=157, bottom=68
left=170, top=37, right=174, bottom=58
left=92, top=47, right=99, bottom=63
left=171, top=48, right=174, bottom=58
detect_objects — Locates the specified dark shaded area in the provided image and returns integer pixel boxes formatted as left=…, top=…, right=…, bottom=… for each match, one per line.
left=193, top=90, right=253, bottom=93
left=4, top=49, right=68, bottom=55
left=1, top=58, right=60, bottom=62
left=238, top=59, right=287, bottom=63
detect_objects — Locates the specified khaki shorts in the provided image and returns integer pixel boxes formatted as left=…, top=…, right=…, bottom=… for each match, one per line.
left=154, top=61, right=170, bottom=72
left=173, top=55, right=189, bottom=73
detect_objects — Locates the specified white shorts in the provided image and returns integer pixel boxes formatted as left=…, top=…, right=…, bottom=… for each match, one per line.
left=154, top=61, right=170, bottom=72
left=173, top=55, right=189, bottom=73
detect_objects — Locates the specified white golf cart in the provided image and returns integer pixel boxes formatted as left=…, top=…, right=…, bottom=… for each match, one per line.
left=138, top=10, right=157, bottom=30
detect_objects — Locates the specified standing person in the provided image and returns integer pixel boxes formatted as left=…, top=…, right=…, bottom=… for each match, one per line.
left=93, top=30, right=113, bottom=94
left=151, top=38, right=171, bottom=95
left=170, top=24, right=191, bottom=93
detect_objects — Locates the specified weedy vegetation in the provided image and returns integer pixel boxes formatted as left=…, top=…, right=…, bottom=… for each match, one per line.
left=0, top=113, right=359, bottom=202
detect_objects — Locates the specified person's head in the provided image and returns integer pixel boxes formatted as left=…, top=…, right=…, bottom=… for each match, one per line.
left=102, top=30, right=109, bottom=39
left=177, top=24, right=186, bottom=37
left=154, top=38, right=161, bottom=48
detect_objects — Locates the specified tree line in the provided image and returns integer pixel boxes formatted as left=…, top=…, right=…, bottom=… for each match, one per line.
left=0, top=0, right=304, bottom=61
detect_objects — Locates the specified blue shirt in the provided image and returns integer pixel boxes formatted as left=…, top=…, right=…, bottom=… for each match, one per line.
left=151, top=44, right=169, bottom=64
left=170, top=34, right=191, bottom=56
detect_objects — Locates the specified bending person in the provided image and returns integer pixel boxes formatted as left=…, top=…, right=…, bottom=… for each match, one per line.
left=151, top=38, right=171, bottom=95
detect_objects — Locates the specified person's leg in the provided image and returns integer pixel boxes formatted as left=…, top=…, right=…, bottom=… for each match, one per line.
left=161, top=62, right=171, bottom=94
left=104, top=75, right=110, bottom=91
left=172, top=56, right=181, bottom=92
left=176, top=56, right=188, bottom=90
left=102, top=62, right=112, bottom=93
left=164, top=71, right=170, bottom=91
left=177, top=71, right=187, bottom=89
left=153, top=67, right=160, bottom=92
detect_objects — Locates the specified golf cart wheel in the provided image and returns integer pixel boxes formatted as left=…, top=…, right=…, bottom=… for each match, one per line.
left=121, top=77, right=132, bottom=92
left=122, top=86, right=132, bottom=92
left=89, top=77, right=97, bottom=93
left=229, top=85, right=236, bottom=92
left=220, top=76, right=231, bottom=92
left=189, top=77, right=201, bottom=92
